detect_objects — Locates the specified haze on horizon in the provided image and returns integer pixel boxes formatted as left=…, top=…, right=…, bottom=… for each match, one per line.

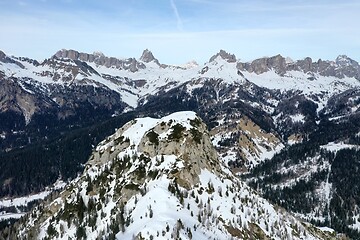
left=0, top=0, right=359, bottom=65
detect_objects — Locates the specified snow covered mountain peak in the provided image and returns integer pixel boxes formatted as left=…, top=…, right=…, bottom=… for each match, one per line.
left=10, top=111, right=340, bottom=239
left=92, top=111, right=220, bottom=188
left=209, top=49, right=237, bottom=63
left=182, top=60, right=199, bottom=69
left=336, top=54, right=359, bottom=67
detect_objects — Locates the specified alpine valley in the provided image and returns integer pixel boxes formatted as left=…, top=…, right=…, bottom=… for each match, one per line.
left=0, top=48, right=360, bottom=239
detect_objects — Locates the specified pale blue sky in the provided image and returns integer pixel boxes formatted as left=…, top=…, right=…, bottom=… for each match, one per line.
left=0, top=0, right=359, bottom=64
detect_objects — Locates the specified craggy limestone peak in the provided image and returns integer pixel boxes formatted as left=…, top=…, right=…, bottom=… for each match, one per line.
left=237, top=54, right=287, bottom=75
left=336, top=54, right=359, bottom=67
left=209, top=49, right=237, bottom=63
left=140, top=49, right=158, bottom=63
left=236, top=53, right=360, bottom=79
left=54, top=49, right=80, bottom=60
left=53, top=49, right=145, bottom=72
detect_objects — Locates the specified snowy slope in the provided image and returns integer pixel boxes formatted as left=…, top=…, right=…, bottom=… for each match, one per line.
left=11, top=111, right=339, bottom=239
left=0, top=180, right=65, bottom=221
left=244, top=70, right=360, bottom=95
left=211, top=115, right=284, bottom=170
left=243, top=69, right=360, bottom=113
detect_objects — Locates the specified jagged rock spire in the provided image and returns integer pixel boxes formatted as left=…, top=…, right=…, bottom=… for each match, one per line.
left=140, top=49, right=154, bottom=62
left=140, top=49, right=160, bottom=65
left=209, top=49, right=237, bottom=63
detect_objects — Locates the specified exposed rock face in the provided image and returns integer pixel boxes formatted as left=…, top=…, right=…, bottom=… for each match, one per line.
left=39, top=57, right=101, bottom=83
left=237, top=116, right=282, bottom=167
left=293, top=57, right=313, bottom=72
left=336, top=55, right=358, bottom=67
left=0, top=51, right=25, bottom=68
left=0, top=50, right=6, bottom=61
left=335, top=55, right=360, bottom=79
left=299, top=57, right=360, bottom=79
left=0, top=75, right=126, bottom=129
left=54, top=49, right=146, bottom=72
left=140, top=49, right=160, bottom=65
left=209, top=49, right=237, bottom=63
left=267, top=54, right=287, bottom=75
left=55, top=49, right=78, bottom=60
left=0, top=77, right=49, bottom=125
left=237, top=54, right=287, bottom=75
left=14, top=57, right=40, bottom=66
left=237, top=54, right=360, bottom=79
left=47, top=84, right=126, bottom=119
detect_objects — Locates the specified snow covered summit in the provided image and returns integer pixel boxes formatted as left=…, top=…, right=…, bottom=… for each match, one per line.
left=11, top=111, right=339, bottom=239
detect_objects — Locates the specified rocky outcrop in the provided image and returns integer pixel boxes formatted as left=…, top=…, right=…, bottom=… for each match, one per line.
left=336, top=55, right=359, bottom=67
left=14, top=57, right=40, bottom=66
left=209, top=49, right=237, bottom=63
left=293, top=57, right=360, bottom=79
left=291, top=57, right=313, bottom=72
left=237, top=54, right=287, bottom=75
left=39, top=57, right=101, bottom=83
left=54, top=49, right=146, bottom=72
left=0, top=50, right=25, bottom=68
left=335, top=55, right=360, bottom=79
left=0, top=50, right=6, bottom=61
left=139, top=49, right=160, bottom=65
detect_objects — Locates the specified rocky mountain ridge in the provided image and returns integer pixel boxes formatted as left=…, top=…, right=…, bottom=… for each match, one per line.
left=237, top=54, right=360, bottom=79
left=53, top=49, right=146, bottom=72
left=50, top=48, right=360, bottom=79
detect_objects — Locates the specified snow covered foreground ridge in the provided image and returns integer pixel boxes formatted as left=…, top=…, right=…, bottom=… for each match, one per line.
left=12, top=111, right=339, bottom=239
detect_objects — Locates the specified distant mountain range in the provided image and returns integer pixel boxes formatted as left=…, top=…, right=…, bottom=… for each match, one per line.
left=1, top=49, right=360, bottom=238
left=1, top=48, right=359, bottom=120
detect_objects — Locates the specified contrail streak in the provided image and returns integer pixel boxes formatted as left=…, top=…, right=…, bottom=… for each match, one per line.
left=170, top=0, right=183, bottom=31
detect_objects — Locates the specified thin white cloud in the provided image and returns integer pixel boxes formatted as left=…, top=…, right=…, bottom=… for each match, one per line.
left=170, top=0, right=183, bottom=31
